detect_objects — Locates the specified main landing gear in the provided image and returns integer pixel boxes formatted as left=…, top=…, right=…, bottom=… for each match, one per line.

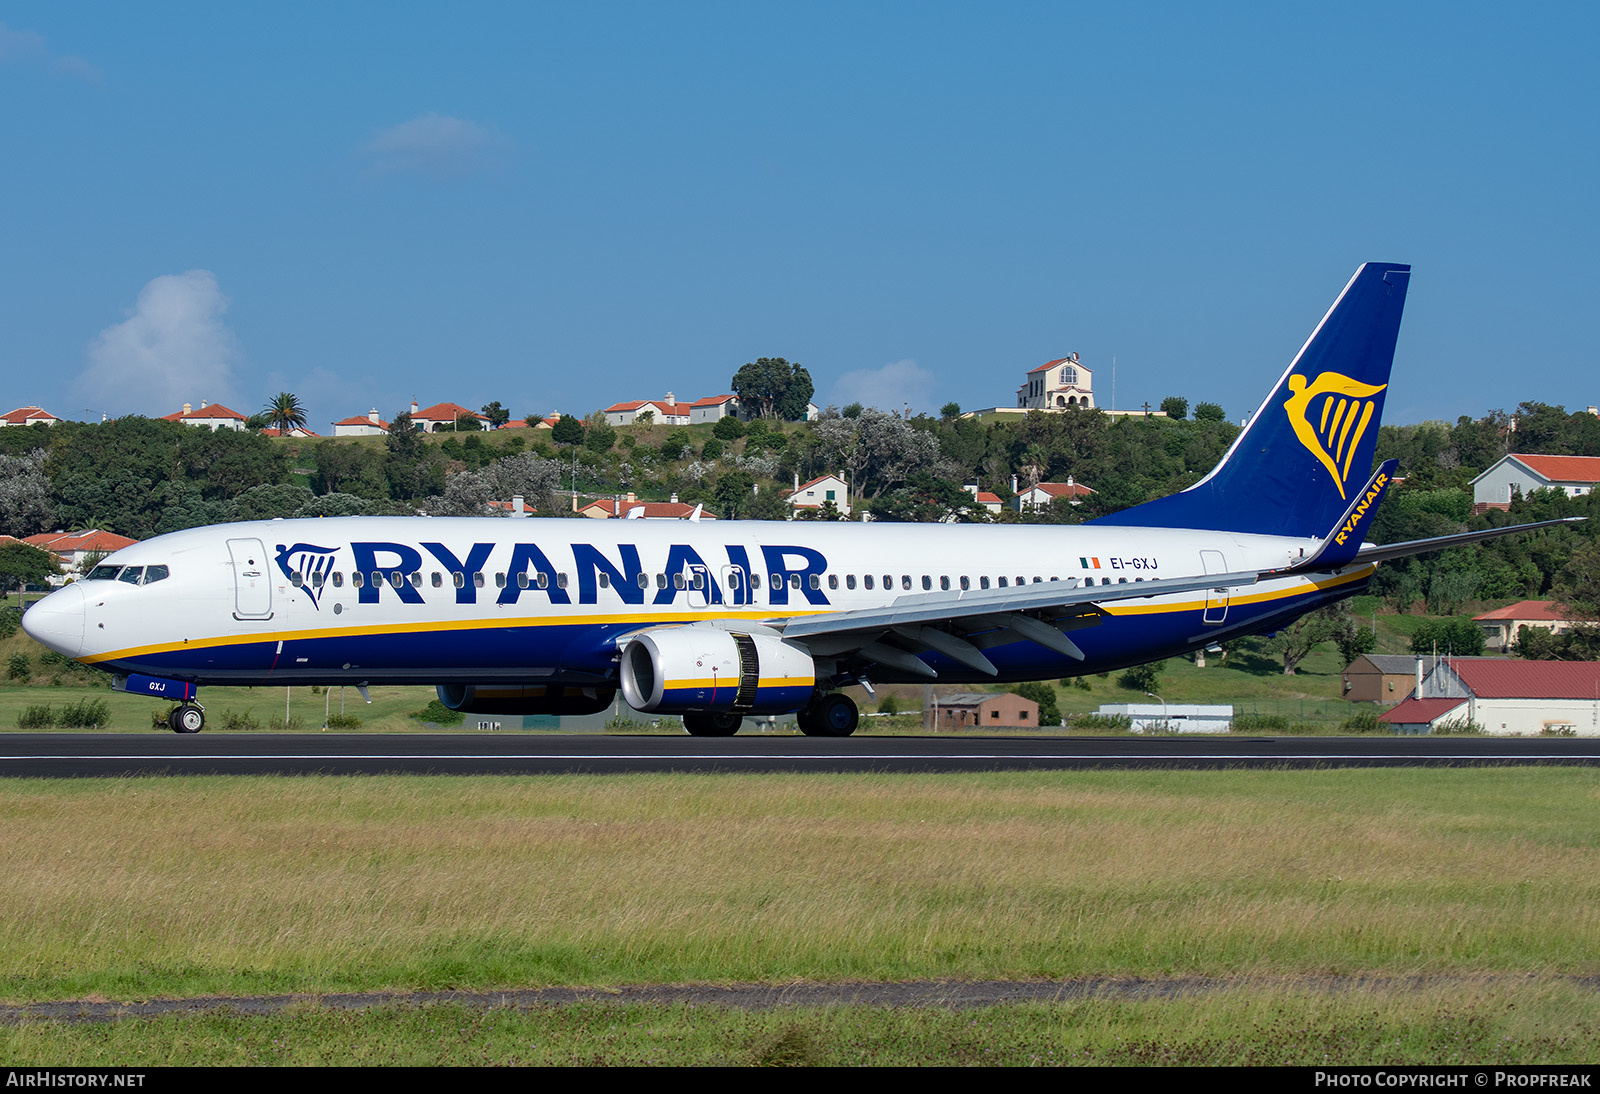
left=166, top=704, right=205, bottom=734
left=795, top=693, right=859, bottom=737
left=681, top=711, right=743, bottom=737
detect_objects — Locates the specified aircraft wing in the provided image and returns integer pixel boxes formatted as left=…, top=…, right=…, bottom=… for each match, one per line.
left=768, top=569, right=1264, bottom=679
left=768, top=515, right=1582, bottom=679
left=1271, top=516, right=1584, bottom=576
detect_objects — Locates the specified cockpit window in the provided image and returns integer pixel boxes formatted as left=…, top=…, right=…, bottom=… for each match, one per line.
left=117, top=566, right=145, bottom=585
left=87, top=565, right=122, bottom=581
left=144, top=565, right=170, bottom=584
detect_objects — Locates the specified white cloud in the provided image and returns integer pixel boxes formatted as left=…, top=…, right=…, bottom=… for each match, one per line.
left=829, top=358, right=937, bottom=415
left=0, top=22, right=101, bottom=81
left=79, top=271, right=243, bottom=417
left=359, top=112, right=508, bottom=181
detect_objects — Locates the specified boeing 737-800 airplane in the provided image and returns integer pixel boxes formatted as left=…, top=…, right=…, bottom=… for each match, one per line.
left=21, top=263, right=1574, bottom=735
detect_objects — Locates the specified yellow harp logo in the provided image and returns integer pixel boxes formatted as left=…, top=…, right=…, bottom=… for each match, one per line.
left=1283, top=372, right=1388, bottom=500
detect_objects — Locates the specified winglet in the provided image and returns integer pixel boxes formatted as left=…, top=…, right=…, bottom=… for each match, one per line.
left=1279, top=458, right=1398, bottom=573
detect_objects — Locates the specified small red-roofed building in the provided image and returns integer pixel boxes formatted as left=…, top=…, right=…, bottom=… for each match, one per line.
left=24, top=529, right=139, bottom=574
left=406, top=401, right=490, bottom=432
left=578, top=492, right=713, bottom=520
left=333, top=410, right=391, bottom=437
left=1471, top=453, right=1600, bottom=512
left=1473, top=600, right=1595, bottom=652
left=1012, top=478, right=1095, bottom=512
left=162, top=401, right=248, bottom=431
left=1381, top=657, right=1600, bottom=735
left=0, top=406, right=62, bottom=428
left=260, top=425, right=321, bottom=438
left=690, top=394, right=741, bottom=425
left=784, top=473, right=851, bottom=518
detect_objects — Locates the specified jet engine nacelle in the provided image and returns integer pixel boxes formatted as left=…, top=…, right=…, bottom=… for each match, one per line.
left=618, top=626, right=816, bottom=715
left=435, top=684, right=617, bottom=716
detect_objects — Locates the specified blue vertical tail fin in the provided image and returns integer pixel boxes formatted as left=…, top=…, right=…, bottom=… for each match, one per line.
left=1092, top=262, right=1411, bottom=538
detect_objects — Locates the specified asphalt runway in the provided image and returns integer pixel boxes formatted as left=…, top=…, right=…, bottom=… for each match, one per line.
left=2, top=732, right=1599, bottom=776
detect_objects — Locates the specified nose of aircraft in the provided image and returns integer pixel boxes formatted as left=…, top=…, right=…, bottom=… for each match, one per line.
left=21, top=584, right=86, bottom=658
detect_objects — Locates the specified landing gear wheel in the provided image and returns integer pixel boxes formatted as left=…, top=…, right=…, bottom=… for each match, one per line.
left=800, top=693, right=858, bottom=737
left=682, top=711, right=742, bottom=737
left=169, top=704, right=205, bottom=734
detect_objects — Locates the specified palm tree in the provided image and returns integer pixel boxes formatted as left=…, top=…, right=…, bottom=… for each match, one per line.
left=263, top=392, right=308, bottom=435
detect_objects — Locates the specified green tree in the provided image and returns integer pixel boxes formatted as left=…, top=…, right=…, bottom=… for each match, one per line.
left=262, top=392, right=308, bottom=434
left=1013, top=682, right=1061, bottom=727
left=454, top=412, right=484, bottom=432
left=701, top=437, right=724, bottom=460
left=480, top=401, right=511, bottom=429
left=1117, top=660, right=1163, bottom=693
left=1160, top=396, right=1189, bottom=420
left=583, top=414, right=616, bottom=453
left=660, top=431, right=688, bottom=460
left=0, top=541, right=59, bottom=607
left=385, top=412, right=444, bottom=500
left=868, top=474, right=987, bottom=522
left=1410, top=617, right=1486, bottom=657
left=1194, top=401, right=1226, bottom=422
left=713, top=414, right=747, bottom=440
left=712, top=469, right=755, bottom=519
left=551, top=414, right=585, bottom=445
left=1266, top=606, right=1343, bottom=674
left=731, top=357, right=814, bottom=421
left=940, top=402, right=962, bottom=420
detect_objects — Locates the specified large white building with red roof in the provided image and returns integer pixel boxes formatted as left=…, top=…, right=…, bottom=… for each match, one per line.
left=1381, top=658, right=1600, bottom=735
left=333, top=410, right=391, bottom=437
left=603, top=394, right=693, bottom=427
left=578, top=493, right=714, bottom=520
left=1018, top=353, right=1094, bottom=410
left=162, top=401, right=248, bottom=431
left=1012, top=478, right=1095, bottom=512
left=1473, top=600, right=1595, bottom=652
left=0, top=406, right=62, bottom=428
left=23, top=529, right=139, bottom=574
left=1471, top=453, right=1600, bottom=511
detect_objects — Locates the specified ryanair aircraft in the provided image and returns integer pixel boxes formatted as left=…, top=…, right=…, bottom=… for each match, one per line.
left=22, top=263, right=1571, bottom=735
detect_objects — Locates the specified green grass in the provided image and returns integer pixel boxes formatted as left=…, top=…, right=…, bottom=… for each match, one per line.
left=4, top=984, right=1597, bottom=1065
left=1, top=769, right=1598, bottom=1004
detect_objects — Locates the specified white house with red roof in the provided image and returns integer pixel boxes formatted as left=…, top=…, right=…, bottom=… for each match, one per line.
left=1381, top=658, right=1600, bottom=735
left=785, top=473, right=851, bottom=518
left=689, top=394, right=741, bottom=425
left=1012, top=478, right=1095, bottom=513
left=603, top=394, right=693, bottom=427
left=407, top=401, right=490, bottom=432
left=24, top=530, right=139, bottom=574
left=260, top=425, right=320, bottom=438
left=1473, top=600, right=1595, bottom=652
left=1018, top=353, right=1094, bottom=410
left=0, top=406, right=62, bottom=428
left=962, top=484, right=1004, bottom=515
left=333, top=410, right=391, bottom=437
left=578, top=493, right=713, bottom=520
left=162, top=401, right=248, bottom=431
left=1471, top=453, right=1600, bottom=512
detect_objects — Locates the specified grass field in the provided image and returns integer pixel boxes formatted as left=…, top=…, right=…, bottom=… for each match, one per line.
left=3, top=767, right=1598, bottom=1064
left=2, top=768, right=1597, bottom=1002
left=5, top=984, right=1597, bottom=1065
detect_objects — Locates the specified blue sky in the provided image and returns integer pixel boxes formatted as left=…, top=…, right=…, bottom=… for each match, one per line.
left=2, top=3, right=1595, bottom=433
